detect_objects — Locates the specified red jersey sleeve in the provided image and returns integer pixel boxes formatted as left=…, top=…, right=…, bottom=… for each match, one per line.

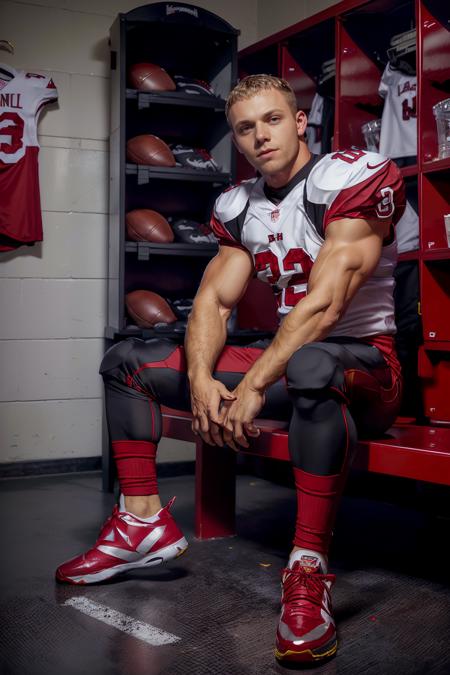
left=210, top=212, right=242, bottom=248
left=305, top=151, right=406, bottom=236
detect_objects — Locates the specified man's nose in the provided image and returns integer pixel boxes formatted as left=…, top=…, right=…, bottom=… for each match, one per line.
left=255, top=121, right=270, bottom=145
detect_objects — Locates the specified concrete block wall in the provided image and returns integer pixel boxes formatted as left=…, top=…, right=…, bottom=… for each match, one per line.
left=0, top=0, right=330, bottom=466
left=0, top=0, right=258, bottom=465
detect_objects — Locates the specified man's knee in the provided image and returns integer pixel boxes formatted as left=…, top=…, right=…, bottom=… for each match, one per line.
left=286, top=343, right=345, bottom=394
left=99, top=338, right=179, bottom=382
left=99, top=339, right=137, bottom=379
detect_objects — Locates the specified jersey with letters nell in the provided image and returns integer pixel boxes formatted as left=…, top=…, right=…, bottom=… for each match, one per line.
left=211, top=150, right=405, bottom=342
left=0, top=65, right=58, bottom=251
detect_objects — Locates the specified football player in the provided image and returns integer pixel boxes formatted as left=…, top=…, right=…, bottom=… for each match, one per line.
left=56, top=75, right=405, bottom=665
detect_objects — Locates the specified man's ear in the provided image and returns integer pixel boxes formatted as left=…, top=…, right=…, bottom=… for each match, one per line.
left=231, top=134, right=243, bottom=154
left=296, top=110, right=308, bottom=137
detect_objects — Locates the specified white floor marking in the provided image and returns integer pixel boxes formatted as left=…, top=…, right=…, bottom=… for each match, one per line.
left=63, top=597, right=180, bottom=646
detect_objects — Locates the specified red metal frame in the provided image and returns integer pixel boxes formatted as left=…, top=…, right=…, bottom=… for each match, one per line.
left=420, top=171, right=450, bottom=253
left=418, top=348, right=450, bottom=423
left=418, top=0, right=450, bottom=165
left=280, top=45, right=317, bottom=111
left=336, top=18, right=383, bottom=150
left=237, top=0, right=450, bottom=429
left=238, top=0, right=372, bottom=60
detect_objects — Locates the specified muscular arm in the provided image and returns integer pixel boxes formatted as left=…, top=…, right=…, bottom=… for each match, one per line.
left=246, top=217, right=388, bottom=390
left=185, top=244, right=254, bottom=377
left=221, top=216, right=390, bottom=446
left=185, top=244, right=253, bottom=442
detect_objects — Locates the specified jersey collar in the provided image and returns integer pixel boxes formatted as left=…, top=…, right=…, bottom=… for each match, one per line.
left=0, top=63, right=17, bottom=82
left=263, top=153, right=322, bottom=205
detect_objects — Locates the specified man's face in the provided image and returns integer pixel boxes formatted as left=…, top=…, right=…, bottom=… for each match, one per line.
left=228, top=88, right=304, bottom=177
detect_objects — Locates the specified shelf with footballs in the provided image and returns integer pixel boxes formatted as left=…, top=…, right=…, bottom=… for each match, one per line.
left=126, top=89, right=226, bottom=111
left=125, top=242, right=218, bottom=260
left=106, top=290, right=272, bottom=343
left=124, top=209, right=219, bottom=258
left=127, top=62, right=227, bottom=111
left=125, top=134, right=230, bottom=184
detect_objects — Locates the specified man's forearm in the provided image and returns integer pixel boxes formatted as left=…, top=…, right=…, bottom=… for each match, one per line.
left=244, top=293, right=337, bottom=392
left=185, top=296, right=229, bottom=380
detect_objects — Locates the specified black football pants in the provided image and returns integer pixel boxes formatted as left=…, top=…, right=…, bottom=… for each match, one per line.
left=100, top=336, right=401, bottom=477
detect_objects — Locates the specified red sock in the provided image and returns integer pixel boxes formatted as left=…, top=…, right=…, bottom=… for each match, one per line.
left=112, top=440, right=158, bottom=496
left=293, top=467, right=347, bottom=555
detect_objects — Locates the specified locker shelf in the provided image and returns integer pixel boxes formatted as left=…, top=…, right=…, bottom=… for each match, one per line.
left=126, top=88, right=226, bottom=110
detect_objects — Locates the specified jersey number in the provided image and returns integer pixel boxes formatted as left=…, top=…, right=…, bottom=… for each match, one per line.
left=402, top=96, right=416, bottom=121
left=376, top=186, right=395, bottom=218
left=254, top=248, right=313, bottom=308
left=331, top=149, right=366, bottom=164
left=0, top=112, right=24, bottom=154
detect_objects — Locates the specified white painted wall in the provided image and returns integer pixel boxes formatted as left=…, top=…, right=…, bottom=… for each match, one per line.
left=0, top=0, right=333, bottom=466
left=0, top=0, right=257, bottom=465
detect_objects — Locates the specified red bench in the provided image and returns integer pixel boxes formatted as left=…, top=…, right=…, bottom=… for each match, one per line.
left=160, top=407, right=450, bottom=539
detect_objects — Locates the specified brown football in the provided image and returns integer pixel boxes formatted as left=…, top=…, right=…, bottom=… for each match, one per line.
left=126, top=134, right=176, bottom=167
left=126, top=209, right=174, bottom=243
left=125, top=290, right=177, bottom=328
left=128, top=63, right=176, bottom=92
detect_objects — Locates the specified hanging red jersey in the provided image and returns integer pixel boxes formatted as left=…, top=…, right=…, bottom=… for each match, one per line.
left=0, top=64, right=58, bottom=251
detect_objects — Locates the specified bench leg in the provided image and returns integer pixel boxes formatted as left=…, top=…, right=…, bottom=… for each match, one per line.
left=195, top=439, right=236, bottom=539
left=101, top=401, right=115, bottom=493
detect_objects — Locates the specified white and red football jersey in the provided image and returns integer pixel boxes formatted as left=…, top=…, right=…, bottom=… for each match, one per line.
left=396, top=200, right=419, bottom=254
left=378, top=63, right=417, bottom=159
left=0, top=64, right=58, bottom=251
left=211, top=149, right=405, bottom=340
left=306, top=93, right=324, bottom=155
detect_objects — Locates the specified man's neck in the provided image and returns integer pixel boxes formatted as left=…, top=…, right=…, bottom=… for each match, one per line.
left=265, top=148, right=312, bottom=189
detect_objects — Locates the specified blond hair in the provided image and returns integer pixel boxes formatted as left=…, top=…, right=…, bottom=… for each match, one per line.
left=225, top=74, right=297, bottom=120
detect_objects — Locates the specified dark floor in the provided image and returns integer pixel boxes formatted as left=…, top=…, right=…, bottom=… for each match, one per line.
left=1, top=470, right=450, bottom=675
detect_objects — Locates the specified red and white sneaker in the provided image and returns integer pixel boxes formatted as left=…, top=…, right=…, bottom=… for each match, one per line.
left=55, top=497, right=188, bottom=585
left=275, top=551, right=337, bottom=663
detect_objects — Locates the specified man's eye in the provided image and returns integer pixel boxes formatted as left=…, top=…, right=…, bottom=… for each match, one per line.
left=239, top=125, right=251, bottom=134
left=270, top=116, right=281, bottom=123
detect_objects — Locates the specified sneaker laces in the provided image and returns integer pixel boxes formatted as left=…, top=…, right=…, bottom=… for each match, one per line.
left=281, top=565, right=335, bottom=618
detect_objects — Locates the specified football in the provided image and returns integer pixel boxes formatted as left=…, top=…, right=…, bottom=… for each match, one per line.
left=127, top=135, right=176, bottom=166
left=126, top=209, right=174, bottom=243
left=128, top=63, right=176, bottom=92
left=125, top=290, right=177, bottom=328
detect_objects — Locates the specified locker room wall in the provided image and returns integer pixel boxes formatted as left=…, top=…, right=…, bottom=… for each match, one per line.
left=258, top=0, right=338, bottom=40
left=0, top=0, right=258, bottom=466
left=0, top=0, right=324, bottom=466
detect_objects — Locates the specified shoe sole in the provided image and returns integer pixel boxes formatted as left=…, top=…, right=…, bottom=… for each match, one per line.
left=56, top=536, right=188, bottom=585
left=275, top=637, right=337, bottom=663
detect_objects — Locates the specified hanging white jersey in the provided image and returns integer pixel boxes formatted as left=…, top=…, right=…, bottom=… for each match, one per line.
left=0, top=64, right=58, bottom=251
left=396, top=200, right=419, bottom=254
left=306, top=93, right=324, bottom=154
left=211, top=149, right=405, bottom=339
left=378, top=63, right=417, bottom=159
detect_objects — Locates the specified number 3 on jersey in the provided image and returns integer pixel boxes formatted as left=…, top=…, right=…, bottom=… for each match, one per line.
left=0, top=112, right=24, bottom=155
left=254, top=248, right=313, bottom=308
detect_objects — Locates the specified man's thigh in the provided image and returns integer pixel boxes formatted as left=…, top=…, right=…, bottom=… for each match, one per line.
left=317, top=337, right=401, bottom=435
left=126, top=338, right=289, bottom=417
left=212, top=340, right=291, bottom=420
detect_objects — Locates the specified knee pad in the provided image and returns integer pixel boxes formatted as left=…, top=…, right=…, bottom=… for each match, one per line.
left=286, top=344, right=345, bottom=395
left=99, top=339, right=137, bottom=378
left=99, top=337, right=181, bottom=383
